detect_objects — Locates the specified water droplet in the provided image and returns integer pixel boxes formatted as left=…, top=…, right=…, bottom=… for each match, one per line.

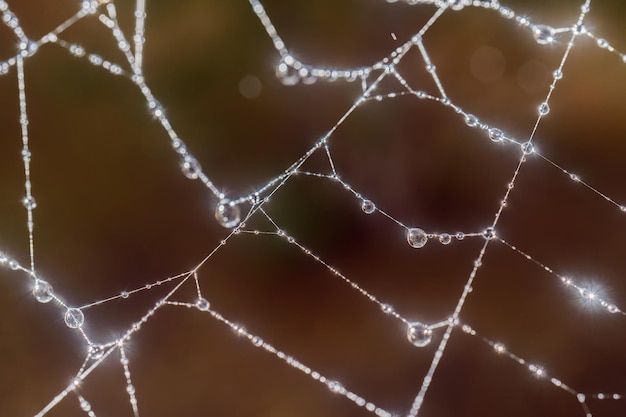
left=22, top=196, right=37, bottom=210
left=456, top=232, right=465, bottom=240
left=596, top=38, right=608, bottom=49
left=533, top=25, right=556, bottom=45
left=607, top=304, right=619, bottom=314
left=521, top=142, right=535, bottom=155
left=439, top=233, right=452, bottom=245
left=361, top=199, right=376, bottom=214
left=464, top=114, right=478, bottom=127
left=64, top=308, right=85, bottom=328
left=33, top=280, right=53, bottom=303
left=120, top=291, right=129, bottom=299
left=573, top=24, right=586, bottom=35
left=407, top=228, right=428, bottom=248
left=493, top=342, right=506, bottom=353
left=482, top=227, right=496, bottom=240
left=447, top=0, right=466, bottom=11
left=196, top=297, right=210, bottom=311
left=381, top=304, right=394, bottom=314
left=569, top=173, right=580, bottom=182
left=327, top=380, right=344, bottom=393
left=406, top=322, right=432, bottom=347
left=276, top=58, right=299, bottom=86
left=553, top=69, right=563, bottom=80
left=425, top=64, right=436, bottom=73
left=538, top=102, right=550, bottom=116
left=488, top=128, right=504, bottom=142
left=215, top=199, right=241, bottom=228
left=181, top=156, right=202, bottom=180
left=126, top=385, right=136, bottom=395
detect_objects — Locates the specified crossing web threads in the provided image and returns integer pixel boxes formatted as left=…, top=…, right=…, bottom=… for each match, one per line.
left=1, top=0, right=626, bottom=416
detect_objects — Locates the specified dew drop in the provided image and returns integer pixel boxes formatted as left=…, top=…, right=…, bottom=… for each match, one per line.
left=33, top=280, right=53, bottom=303
left=607, top=304, right=619, bottom=314
left=482, top=227, right=496, bottom=240
left=361, top=199, right=376, bottom=214
left=533, top=25, right=556, bottom=45
left=64, top=308, right=85, bottom=328
left=447, top=0, right=466, bottom=11
left=464, top=114, right=478, bottom=127
left=120, top=291, right=129, bottom=299
left=521, top=142, right=535, bottom=155
left=425, top=64, right=436, bottom=73
left=407, top=228, right=428, bottom=248
left=456, top=232, right=465, bottom=240
left=538, top=102, right=550, bottom=116
left=181, top=156, right=202, bottom=180
left=406, top=322, right=432, bottom=347
left=381, top=304, right=394, bottom=314
left=439, top=233, right=452, bottom=245
left=196, top=297, right=210, bottom=311
left=22, top=196, right=37, bottom=210
left=553, top=69, right=563, bottom=80
left=493, top=342, right=506, bottom=353
left=276, top=58, right=299, bottom=86
left=215, top=199, right=241, bottom=228
left=488, top=128, right=504, bottom=142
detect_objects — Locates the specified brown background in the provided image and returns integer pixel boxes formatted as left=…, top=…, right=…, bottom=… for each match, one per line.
left=1, top=0, right=626, bottom=416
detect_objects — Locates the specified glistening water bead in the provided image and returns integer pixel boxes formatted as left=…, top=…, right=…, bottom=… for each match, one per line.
left=33, top=280, right=53, bottom=303
left=64, top=308, right=85, bottom=328
left=533, top=25, right=556, bottom=45
left=196, top=298, right=210, bottom=311
left=407, top=228, right=428, bottom=248
left=361, top=199, right=376, bottom=214
left=406, top=322, right=432, bottom=347
left=538, top=102, right=550, bottom=116
left=215, top=199, right=241, bottom=228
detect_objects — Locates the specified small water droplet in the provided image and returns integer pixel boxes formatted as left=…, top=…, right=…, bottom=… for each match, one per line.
left=533, top=25, right=556, bottom=45
left=407, top=228, right=428, bottom=248
left=569, top=173, right=580, bottom=182
left=439, top=233, right=452, bottom=245
left=538, top=102, right=550, bottom=116
left=33, top=280, right=53, bottom=303
left=488, top=128, right=504, bottom=142
left=493, top=342, right=506, bottom=353
left=456, top=232, right=465, bottom=240
left=215, top=199, right=241, bottom=228
left=361, top=199, right=376, bottom=214
left=573, top=24, right=586, bottom=35
left=381, top=304, right=394, bottom=314
left=327, top=380, right=344, bottom=393
left=596, top=38, right=608, bottom=49
left=196, top=297, right=210, bottom=311
left=407, top=322, right=432, bottom=347
left=120, top=291, right=129, bottom=299
left=553, top=69, right=563, bottom=80
left=446, top=0, right=466, bottom=11
left=64, top=308, right=85, bottom=328
left=607, top=304, right=619, bottom=314
left=425, top=64, right=436, bottom=73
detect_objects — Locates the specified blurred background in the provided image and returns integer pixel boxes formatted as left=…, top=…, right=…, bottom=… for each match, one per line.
left=1, top=0, right=626, bottom=416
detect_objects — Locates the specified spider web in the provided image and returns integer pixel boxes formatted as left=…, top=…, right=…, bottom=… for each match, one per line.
left=1, top=0, right=626, bottom=416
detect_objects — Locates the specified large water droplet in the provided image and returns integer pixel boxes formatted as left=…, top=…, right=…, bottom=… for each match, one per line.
left=464, top=114, right=478, bottom=127
left=181, top=156, right=202, bottom=180
left=33, top=280, right=53, bottom=303
left=196, top=297, right=210, bottom=311
left=64, top=308, right=85, bottom=328
left=361, top=199, right=376, bottom=214
left=488, top=128, right=504, bottom=142
left=407, top=228, right=428, bottom=248
left=407, top=322, right=432, bottom=347
left=533, top=25, right=556, bottom=45
left=215, top=199, right=241, bottom=228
